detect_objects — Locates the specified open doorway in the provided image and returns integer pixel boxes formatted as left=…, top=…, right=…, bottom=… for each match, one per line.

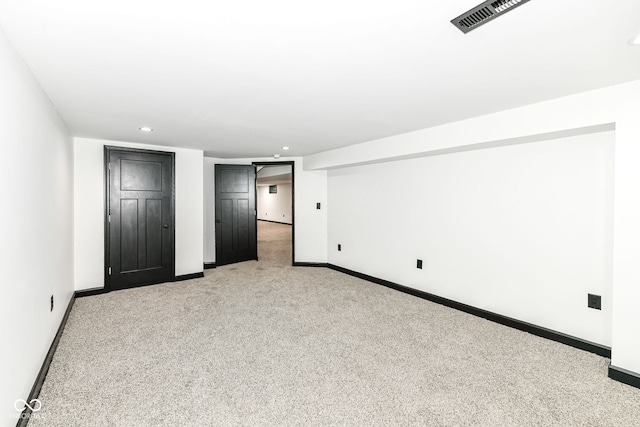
left=254, top=162, right=294, bottom=266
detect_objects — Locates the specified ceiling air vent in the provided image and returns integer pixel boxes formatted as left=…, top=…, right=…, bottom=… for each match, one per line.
left=451, top=0, right=532, bottom=34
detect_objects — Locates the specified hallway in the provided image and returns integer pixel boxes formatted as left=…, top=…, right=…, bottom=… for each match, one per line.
left=257, top=220, right=292, bottom=267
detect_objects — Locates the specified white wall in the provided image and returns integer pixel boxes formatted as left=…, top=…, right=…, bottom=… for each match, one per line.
left=257, top=183, right=292, bottom=224
left=204, top=157, right=327, bottom=264
left=74, top=138, right=204, bottom=290
left=328, top=131, right=614, bottom=346
left=0, top=25, right=74, bottom=427
left=307, top=79, right=640, bottom=376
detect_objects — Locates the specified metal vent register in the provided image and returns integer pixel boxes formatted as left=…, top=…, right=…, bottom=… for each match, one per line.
left=451, top=0, right=532, bottom=33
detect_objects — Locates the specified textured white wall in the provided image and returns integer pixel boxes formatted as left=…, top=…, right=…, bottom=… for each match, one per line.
left=610, top=115, right=640, bottom=373
left=74, top=138, right=204, bottom=290
left=308, top=79, right=640, bottom=375
left=257, top=184, right=292, bottom=224
left=0, top=25, right=74, bottom=427
left=203, top=157, right=327, bottom=264
left=328, top=131, right=614, bottom=346
left=291, top=160, right=328, bottom=263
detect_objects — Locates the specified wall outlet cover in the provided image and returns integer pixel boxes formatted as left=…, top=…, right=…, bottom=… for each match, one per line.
left=588, top=293, right=601, bottom=310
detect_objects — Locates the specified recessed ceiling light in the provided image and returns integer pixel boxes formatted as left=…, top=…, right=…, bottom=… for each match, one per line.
left=629, top=34, right=640, bottom=46
left=281, top=146, right=290, bottom=150
left=273, top=154, right=281, bottom=159
left=139, top=126, right=153, bottom=132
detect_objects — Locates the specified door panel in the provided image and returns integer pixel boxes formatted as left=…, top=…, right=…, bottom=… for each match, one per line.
left=106, top=147, right=175, bottom=290
left=146, top=199, right=162, bottom=268
left=215, top=164, right=257, bottom=265
left=121, top=160, right=163, bottom=191
left=120, top=199, right=139, bottom=272
left=222, top=169, right=249, bottom=193
left=237, top=199, right=250, bottom=251
left=220, top=198, right=234, bottom=251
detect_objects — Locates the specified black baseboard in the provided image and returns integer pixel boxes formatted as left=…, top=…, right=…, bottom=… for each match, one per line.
left=257, top=219, right=292, bottom=225
left=327, top=264, right=612, bottom=359
left=204, top=263, right=217, bottom=270
left=78, top=273, right=206, bottom=294
left=75, top=287, right=108, bottom=298
left=174, top=272, right=205, bottom=281
left=609, top=365, right=640, bottom=390
left=293, top=262, right=328, bottom=267
left=16, top=295, right=75, bottom=427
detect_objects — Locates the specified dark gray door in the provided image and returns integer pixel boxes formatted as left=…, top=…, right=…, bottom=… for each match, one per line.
left=106, top=147, right=175, bottom=290
left=215, top=164, right=257, bottom=265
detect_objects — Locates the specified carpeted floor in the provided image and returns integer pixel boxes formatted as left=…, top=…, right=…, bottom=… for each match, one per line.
left=29, top=221, right=640, bottom=426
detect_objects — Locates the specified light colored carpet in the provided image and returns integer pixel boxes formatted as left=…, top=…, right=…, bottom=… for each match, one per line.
left=30, top=222, right=640, bottom=426
left=256, top=220, right=292, bottom=266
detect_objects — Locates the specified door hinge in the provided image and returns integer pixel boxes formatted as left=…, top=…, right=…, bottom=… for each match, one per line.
left=108, top=267, right=112, bottom=275
left=108, top=162, right=111, bottom=171
left=108, top=214, right=111, bottom=223
left=255, top=210, right=257, bottom=216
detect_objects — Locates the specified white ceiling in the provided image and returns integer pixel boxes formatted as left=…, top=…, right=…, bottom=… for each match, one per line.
left=1, top=1, right=639, bottom=158
left=257, top=165, right=292, bottom=186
